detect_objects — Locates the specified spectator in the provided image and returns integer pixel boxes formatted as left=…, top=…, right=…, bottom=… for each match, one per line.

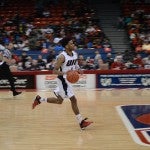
left=132, top=53, right=144, bottom=69
left=143, top=55, right=150, bottom=69
left=30, top=59, right=39, bottom=71
left=9, top=58, right=18, bottom=72
left=53, top=42, right=64, bottom=53
left=46, top=58, right=56, bottom=70
left=105, top=53, right=114, bottom=69
left=25, top=56, right=33, bottom=70
left=46, top=48, right=56, bottom=63
left=96, top=58, right=109, bottom=70
left=37, top=54, right=46, bottom=70
left=94, top=50, right=102, bottom=66
left=20, top=51, right=29, bottom=69
left=78, top=54, right=84, bottom=67
left=101, top=38, right=112, bottom=53
left=111, top=55, right=125, bottom=70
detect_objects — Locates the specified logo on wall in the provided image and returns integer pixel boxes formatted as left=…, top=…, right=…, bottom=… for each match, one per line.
left=97, top=74, right=150, bottom=88
left=0, top=75, right=35, bottom=89
left=100, top=78, right=112, bottom=86
left=116, top=105, right=150, bottom=146
left=141, top=78, right=150, bottom=86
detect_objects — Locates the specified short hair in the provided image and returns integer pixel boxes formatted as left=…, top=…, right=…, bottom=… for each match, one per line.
left=60, top=37, right=72, bottom=48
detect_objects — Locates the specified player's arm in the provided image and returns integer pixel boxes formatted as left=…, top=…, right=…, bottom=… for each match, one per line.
left=75, top=63, right=83, bottom=74
left=76, top=54, right=83, bottom=74
left=53, top=54, right=65, bottom=76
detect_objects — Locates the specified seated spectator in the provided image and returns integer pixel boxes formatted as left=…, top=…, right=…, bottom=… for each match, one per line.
left=73, top=31, right=83, bottom=45
left=143, top=55, right=150, bottom=69
left=37, top=54, right=46, bottom=70
left=96, top=59, right=109, bottom=70
left=80, top=59, right=95, bottom=70
left=124, top=60, right=139, bottom=69
left=105, top=53, right=114, bottom=69
left=111, top=55, right=125, bottom=70
left=92, top=39, right=102, bottom=49
left=9, top=59, right=18, bottom=72
left=78, top=54, right=84, bottom=67
left=53, top=41, right=64, bottom=53
left=46, top=58, right=56, bottom=70
left=85, top=25, right=96, bottom=36
left=17, top=62, right=24, bottom=71
left=86, top=40, right=93, bottom=48
left=20, top=51, right=29, bottom=69
left=46, top=48, right=56, bottom=63
left=30, top=59, right=39, bottom=71
left=142, top=41, right=150, bottom=52
left=12, top=53, right=20, bottom=64
left=14, top=40, right=27, bottom=51
left=25, top=56, right=33, bottom=70
left=94, top=50, right=102, bottom=66
left=132, top=53, right=144, bottom=69
left=53, top=37, right=64, bottom=54
left=101, top=38, right=112, bottom=53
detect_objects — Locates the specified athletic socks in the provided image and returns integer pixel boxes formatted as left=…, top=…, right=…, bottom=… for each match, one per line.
left=76, top=114, right=83, bottom=124
left=39, top=97, right=47, bottom=103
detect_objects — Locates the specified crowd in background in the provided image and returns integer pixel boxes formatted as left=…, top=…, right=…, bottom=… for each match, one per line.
left=0, top=0, right=150, bottom=71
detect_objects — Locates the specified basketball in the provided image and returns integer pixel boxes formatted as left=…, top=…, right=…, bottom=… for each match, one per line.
left=66, top=70, right=79, bottom=83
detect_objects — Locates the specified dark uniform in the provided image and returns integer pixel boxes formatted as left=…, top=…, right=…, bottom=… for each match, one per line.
left=0, top=48, right=22, bottom=96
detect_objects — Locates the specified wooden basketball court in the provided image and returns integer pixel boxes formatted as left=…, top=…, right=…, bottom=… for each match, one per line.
left=0, top=88, right=150, bottom=150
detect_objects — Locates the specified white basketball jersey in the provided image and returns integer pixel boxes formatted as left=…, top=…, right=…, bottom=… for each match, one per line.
left=58, top=51, right=78, bottom=78
left=55, top=50, right=78, bottom=98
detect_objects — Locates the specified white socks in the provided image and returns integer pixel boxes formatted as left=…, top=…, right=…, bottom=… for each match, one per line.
left=76, top=114, right=83, bottom=124
left=39, top=97, right=47, bottom=103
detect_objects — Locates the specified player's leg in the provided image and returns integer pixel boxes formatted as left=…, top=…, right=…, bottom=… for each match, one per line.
left=67, top=83, right=93, bottom=129
left=32, top=78, right=64, bottom=109
left=32, top=93, right=64, bottom=109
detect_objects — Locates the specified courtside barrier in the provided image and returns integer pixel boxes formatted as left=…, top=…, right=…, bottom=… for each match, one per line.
left=0, top=70, right=150, bottom=90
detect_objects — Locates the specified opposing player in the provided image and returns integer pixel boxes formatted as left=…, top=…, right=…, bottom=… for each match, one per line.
left=32, top=37, right=93, bottom=129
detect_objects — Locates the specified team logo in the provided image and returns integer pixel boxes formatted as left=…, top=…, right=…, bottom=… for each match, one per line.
left=116, top=105, right=150, bottom=146
left=100, top=78, right=112, bottom=86
left=141, top=78, right=150, bottom=86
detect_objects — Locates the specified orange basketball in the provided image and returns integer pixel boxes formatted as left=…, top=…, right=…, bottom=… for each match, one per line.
left=66, top=70, right=79, bottom=83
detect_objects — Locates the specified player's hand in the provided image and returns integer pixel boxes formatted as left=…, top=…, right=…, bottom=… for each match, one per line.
left=77, top=69, right=83, bottom=75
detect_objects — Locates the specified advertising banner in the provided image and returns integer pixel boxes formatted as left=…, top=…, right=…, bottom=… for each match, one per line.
left=97, top=74, right=150, bottom=88
left=36, top=74, right=96, bottom=90
left=0, top=75, right=35, bottom=89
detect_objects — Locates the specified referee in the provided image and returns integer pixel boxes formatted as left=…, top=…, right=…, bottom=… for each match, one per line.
left=0, top=43, right=22, bottom=96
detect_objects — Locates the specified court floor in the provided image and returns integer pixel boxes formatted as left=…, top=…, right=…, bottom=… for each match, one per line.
left=0, top=88, right=150, bottom=150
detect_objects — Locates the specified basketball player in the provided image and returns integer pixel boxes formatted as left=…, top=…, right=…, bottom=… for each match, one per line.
left=0, top=43, right=22, bottom=96
left=32, top=37, right=93, bottom=130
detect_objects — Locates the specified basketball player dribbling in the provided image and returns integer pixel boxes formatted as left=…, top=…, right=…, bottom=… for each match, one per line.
left=32, top=37, right=93, bottom=130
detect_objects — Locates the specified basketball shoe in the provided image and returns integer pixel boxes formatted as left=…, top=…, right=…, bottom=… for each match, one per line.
left=32, top=95, right=41, bottom=109
left=80, top=118, right=93, bottom=130
left=13, top=91, right=22, bottom=96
